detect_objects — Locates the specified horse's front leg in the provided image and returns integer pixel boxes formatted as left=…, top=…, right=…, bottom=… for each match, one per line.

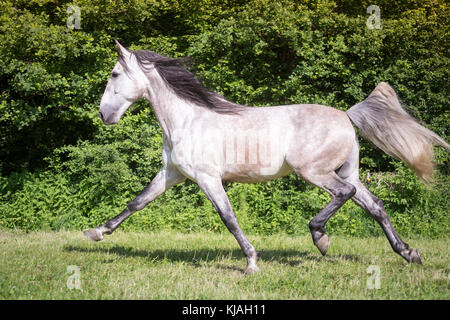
left=196, top=174, right=260, bottom=274
left=84, top=166, right=186, bottom=241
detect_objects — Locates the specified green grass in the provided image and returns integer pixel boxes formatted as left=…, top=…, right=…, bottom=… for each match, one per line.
left=0, top=229, right=448, bottom=299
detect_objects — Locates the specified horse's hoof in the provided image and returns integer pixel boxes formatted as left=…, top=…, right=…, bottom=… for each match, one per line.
left=315, top=234, right=329, bottom=256
left=409, top=248, right=422, bottom=264
left=244, top=265, right=260, bottom=275
left=83, top=228, right=104, bottom=242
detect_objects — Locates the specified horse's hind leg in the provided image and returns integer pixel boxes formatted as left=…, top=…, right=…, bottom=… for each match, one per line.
left=348, top=177, right=422, bottom=264
left=297, top=172, right=357, bottom=256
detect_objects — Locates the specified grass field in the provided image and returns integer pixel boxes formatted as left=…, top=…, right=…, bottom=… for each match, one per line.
left=0, top=229, right=448, bottom=299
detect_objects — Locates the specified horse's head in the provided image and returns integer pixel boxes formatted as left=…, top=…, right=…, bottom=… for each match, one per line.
left=98, top=41, right=148, bottom=124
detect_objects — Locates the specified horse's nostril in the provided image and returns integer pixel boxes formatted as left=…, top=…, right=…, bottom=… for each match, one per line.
left=99, top=111, right=104, bottom=121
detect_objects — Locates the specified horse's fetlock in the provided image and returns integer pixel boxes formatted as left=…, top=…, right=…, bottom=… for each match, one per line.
left=308, top=220, right=322, bottom=232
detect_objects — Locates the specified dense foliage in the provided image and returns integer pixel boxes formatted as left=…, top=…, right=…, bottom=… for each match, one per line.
left=0, top=0, right=448, bottom=237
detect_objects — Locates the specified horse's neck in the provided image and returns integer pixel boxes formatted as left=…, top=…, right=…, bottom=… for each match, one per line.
left=143, top=72, right=196, bottom=141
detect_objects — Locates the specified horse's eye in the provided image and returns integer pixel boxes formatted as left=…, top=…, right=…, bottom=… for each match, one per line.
left=111, top=72, right=119, bottom=78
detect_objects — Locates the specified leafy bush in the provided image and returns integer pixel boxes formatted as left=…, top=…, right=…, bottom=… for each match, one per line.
left=0, top=0, right=448, bottom=237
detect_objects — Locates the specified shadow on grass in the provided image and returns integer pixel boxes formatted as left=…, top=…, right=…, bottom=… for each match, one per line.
left=64, top=243, right=362, bottom=269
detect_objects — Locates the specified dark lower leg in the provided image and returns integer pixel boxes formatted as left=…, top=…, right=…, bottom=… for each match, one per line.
left=307, top=178, right=356, bottom=255
left=369, top=197, right=421, bottom=263
left=308, top=196, right=350, bottom=243
left=198, top=176, right=259, bottom=274
left=84, top=168, right=185, bottom=241
left=101, top=207, right=134, bottom=234
left=352, top=182, right=422, bottom=264
left=100, top=182, right=165, bottom=234
left=83, top=207, right=134, bottom=241
left=218, top=208, right=260, bottom=272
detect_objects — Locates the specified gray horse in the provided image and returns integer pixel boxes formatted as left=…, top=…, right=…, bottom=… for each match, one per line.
left=85, top=41, right=449, bottom=274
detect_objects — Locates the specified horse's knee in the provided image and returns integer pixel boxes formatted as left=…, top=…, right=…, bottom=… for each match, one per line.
left=221, top=212, right=239, bottom=233
left=374, top=197, right=385, bottom=210
left=127, top=196, right=146, bottom=212
left=369, top=197, right=389, bottom=223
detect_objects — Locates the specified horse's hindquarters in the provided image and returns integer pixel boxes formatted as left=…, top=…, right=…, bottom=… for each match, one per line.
left=285, top=106, right=356, bottom=177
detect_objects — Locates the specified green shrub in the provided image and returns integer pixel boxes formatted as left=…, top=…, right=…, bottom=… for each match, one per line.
left=0, top=0, right=448, bottom=237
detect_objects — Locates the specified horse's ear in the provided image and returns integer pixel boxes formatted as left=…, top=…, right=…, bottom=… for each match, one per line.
left=115, top=40, right=131, bottom=61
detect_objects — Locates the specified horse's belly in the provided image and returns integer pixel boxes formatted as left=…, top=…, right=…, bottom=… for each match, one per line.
left=221, top=160, right=293, bottom=183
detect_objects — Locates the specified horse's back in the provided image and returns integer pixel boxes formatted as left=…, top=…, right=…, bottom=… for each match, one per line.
left=207, top=104, right=355, bottom=181
left=233, top=103, right=356, bottom=176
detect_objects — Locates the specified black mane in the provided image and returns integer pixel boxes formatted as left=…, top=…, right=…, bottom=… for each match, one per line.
left=132, top=50, right=246, bottom=114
